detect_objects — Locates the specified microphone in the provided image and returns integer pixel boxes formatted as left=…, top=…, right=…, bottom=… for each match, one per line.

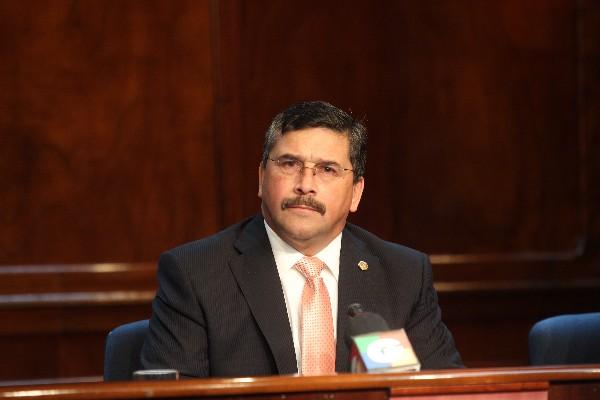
left=345, top=303, right=389, bottom=347
left=347, top=303, right=389, bottom=330
left=346, top=304, right=420, bottom=373
left=348, top=303, right=364, bottom=317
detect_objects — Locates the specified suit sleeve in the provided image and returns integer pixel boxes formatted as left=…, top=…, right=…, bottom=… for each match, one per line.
left=405, top=255, right=464, bottom=369
left=141, top=252, right=210, bottom=377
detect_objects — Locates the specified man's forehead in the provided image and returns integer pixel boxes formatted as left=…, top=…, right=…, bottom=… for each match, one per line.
left=272, top=128, right=351, bottom=161
left=276, top=127, right=350, bottom=146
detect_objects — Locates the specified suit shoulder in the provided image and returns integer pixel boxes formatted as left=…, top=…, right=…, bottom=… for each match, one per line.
left=164, top=216, right=255, bottom=262
left=345, top=223, right=427, bottom=265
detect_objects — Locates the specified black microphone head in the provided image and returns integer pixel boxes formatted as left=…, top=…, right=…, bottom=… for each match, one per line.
left=347, top=303, right=364, bottom=317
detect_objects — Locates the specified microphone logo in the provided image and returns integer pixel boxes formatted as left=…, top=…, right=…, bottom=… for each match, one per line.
left=351, top=331, right=420, bottom=372
left=366, top=338, right=406, bottom=364
left=346, top=304, right=420, bottom=372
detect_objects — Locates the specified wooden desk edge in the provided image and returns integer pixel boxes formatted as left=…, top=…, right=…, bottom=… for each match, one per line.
left=1, top=366, right=599, bottom=400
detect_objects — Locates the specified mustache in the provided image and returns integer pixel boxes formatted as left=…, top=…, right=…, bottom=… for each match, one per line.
left=281, top=196, right=326, bottom=215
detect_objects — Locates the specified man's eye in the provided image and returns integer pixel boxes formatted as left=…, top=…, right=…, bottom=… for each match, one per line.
left=319, top=165, right=340, bottom=176
left=280, top=159, right=298, bottom=168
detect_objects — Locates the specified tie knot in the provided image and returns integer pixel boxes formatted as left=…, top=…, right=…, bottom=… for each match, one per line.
left=295, top=256, right=326, bottom=280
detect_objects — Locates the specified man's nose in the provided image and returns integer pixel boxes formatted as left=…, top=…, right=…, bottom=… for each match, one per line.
left=301, top=165, right=318, bottom=176
left=294, top=166, right=318, bottom=194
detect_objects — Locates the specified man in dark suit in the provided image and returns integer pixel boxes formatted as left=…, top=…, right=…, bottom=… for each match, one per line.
left=141, top=101, right=462, bottom=377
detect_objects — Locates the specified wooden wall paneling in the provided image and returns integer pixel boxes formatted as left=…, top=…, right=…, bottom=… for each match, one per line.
left=437, top=281, right=600, bottom=367
left=211, top=0, right=251, bottom=226
left=0, top=0, right=220, bottom=264
left=1, top=1, right=594, bottom=265
left=0, top=0, right=599, bottom=382
left=582, top=0, right=600, bottom=252
left=0, top=263, right=156, bottom=294
left=0, top=263, right=155, bottom=380
left=0, top=303, right=152, bottom=380
left=358, top=0, right=581, bottom=257
left=215, top=0, right=382, bottom=225
left=214, top=0, right=583, bottom=260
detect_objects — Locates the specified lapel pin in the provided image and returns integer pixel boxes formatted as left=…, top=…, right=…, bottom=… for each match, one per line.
left=358, top=260, right=368, bottom=271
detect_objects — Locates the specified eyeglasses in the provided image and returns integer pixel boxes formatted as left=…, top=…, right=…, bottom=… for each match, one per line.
left=268, top=157, right=353, bottom=182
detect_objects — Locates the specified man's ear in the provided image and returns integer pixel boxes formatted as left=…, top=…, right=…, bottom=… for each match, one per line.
left=258, top=163, right=264, bottom=198
left=349, top=177, right=365, bottom=212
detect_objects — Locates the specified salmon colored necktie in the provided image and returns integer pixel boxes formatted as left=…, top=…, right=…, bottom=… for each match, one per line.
left=294, top=256, right=335, bottom=375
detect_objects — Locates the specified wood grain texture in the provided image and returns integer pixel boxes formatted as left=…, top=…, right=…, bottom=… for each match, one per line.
left=1, top=366, right=600, bottom=399
left=215, top=0, right=585, bottom=258
left=0, top=261, right=598, bottom=379
left=0, top=0, right=219, bottom=263
left=0, top=0, right=597, bottom=262
left=1, top=0, right=600, bottom=382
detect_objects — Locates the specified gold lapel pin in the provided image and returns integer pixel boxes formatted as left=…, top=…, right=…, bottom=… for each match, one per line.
left=358, top=260, right=368, bottom=271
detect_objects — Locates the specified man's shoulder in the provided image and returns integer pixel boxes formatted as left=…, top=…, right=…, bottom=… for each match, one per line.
left=165, top=215, right=259, bottom=260
left=345, top=223, right=426, bottom=264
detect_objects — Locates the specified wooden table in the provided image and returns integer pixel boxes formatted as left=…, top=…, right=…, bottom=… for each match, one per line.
left=1, top=365, right=599, bottom=400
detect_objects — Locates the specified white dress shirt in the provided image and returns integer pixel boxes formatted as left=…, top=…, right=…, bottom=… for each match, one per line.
left=264, top=220, right=340, bottom=372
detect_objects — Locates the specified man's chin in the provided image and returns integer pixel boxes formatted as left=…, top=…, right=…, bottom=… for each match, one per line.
left=277, top=220, right=321, bottom=242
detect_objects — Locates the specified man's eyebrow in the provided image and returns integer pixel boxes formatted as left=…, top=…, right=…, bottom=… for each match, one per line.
left=276, top=153, right=303, bottom=161
left=315, top=160, right=343, bottom=167
left=274, top=153, right=300, bottom=160
left=276, top=153, right=342, bottom=166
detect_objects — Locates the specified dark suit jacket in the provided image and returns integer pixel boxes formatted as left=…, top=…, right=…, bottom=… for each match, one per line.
left=141, top=215, right=462, bottom=377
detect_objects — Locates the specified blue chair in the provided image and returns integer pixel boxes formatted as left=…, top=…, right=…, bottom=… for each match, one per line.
left=529, top=313, right=600, bottom=365
left=104, top=320, right=149, bottom=381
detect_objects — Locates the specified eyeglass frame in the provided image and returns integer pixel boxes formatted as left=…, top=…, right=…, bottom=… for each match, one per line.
left=267, top=156, right=354, bottom=180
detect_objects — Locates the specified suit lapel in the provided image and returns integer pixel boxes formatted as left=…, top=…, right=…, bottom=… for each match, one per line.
left=335, top=227, right=389, bottom=372
left=229, top=216, right=298, bottom=374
